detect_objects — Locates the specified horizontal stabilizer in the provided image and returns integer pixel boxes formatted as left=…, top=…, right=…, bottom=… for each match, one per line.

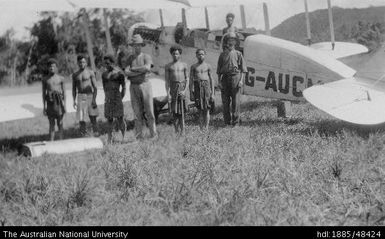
left=303, top=77, right=385, bottom=125
left=310, top=42, right=369, bottom=59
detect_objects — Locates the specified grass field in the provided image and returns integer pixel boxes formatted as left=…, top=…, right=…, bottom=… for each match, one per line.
left=1, top=94, right=385, bottom=226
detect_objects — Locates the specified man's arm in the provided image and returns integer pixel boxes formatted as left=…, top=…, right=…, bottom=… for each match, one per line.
left=61, top=78, right=66, bottom=112
left=165, top=64, right=170, bottom=101
left=189, top=65, right=195, bottom=101
left=208, top=65, right=214, bottom=97
left=238, top=52, right=248, bottom=88
left=123, top=55, right=142, bottom=78
left=217, top=54, right=223, bottom=89
left=101, top=73, right=106, bottom=91
left=90, top=70, right=98, bottom=106
left=120, top=73, right=126, bottom=99
left=183, top=64, right=189, bottom=96
left=130, top=54, right=152, bottom=73
left=42, top=78, right=47, bottom=115
left=125, top=70, right=143, bottom=78
left=72, top=73, right=77, bottom=109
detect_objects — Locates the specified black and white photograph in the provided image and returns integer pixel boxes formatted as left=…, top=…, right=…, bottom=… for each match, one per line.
left=1, top=0, right=385, bottom=231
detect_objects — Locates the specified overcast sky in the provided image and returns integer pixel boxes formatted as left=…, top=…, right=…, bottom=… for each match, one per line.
left=1, top=0, right=385, bottom=40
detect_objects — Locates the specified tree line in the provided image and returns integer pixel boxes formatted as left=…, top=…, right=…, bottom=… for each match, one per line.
left=0, top=9, right=143, bottom=86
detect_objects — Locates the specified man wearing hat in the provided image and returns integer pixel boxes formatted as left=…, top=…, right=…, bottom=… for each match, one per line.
left=124, top=34, right=157, bottom=139
left=217, top=32, right=247, bottom=126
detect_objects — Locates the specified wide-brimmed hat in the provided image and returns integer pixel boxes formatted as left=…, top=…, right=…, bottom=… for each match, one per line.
left=129, top=34, right=145, bottom=46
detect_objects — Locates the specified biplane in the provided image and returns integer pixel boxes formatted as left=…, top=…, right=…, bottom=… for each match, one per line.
left=1, top=0, right=384, bottom=156
left=0, top=0, right=379, bottom=125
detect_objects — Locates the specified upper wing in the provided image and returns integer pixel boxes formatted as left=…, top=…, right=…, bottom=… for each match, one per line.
left=303, top=77, right=385, bottom=125
left=310, top=42, right=369, bottom=59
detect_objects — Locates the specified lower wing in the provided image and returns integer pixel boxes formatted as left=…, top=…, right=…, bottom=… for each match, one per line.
left=0, top=77, right=167, bottom=123
left=303, top=77, right=385, bottom=125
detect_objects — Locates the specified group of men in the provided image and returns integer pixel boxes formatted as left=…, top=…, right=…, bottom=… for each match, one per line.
left=41, top=12, right=247, bottom=142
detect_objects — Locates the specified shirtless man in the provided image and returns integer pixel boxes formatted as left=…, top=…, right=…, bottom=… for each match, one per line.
left=102, top=54, right=126, bottom=144
left=190, top=49, right=214, bottom=130
left=42, top=58, right=66, bottom=141
left=222, top=13, right=239, bottom=51
left=165, top=45, right=189, bottom=134
left=72, top=55, right=99, bottom=136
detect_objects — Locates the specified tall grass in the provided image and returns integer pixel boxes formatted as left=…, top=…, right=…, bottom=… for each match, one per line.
left=1, top=96, right=385, bottom=225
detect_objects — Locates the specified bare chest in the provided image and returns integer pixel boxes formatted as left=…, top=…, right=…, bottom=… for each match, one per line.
left=46, top=76, right=63, bottom=91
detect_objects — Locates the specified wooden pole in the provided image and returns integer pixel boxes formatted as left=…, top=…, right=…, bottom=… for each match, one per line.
left=204, top=7, right=210, bottom=30
left=304, top=0, right=312, bottom=45
left=263, top=3, right=271, bottom=36
left=81, top=9, right=96, bottom=72
left=240, top=5, right=247, bottom=30
left=182, top=8, right=187, bottom=29
left=103, top=8, right=114, bottom=56
left=159, top=9, right=164, bottom=27
left=327, top=0, right=335, bottom=50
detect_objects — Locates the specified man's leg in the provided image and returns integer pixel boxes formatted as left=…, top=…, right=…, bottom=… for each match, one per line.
left=130, top=84, right=144, bottom=139
left=89, top=116, right=98, bottom=136
left=79, top=121, right=87, bottom=136
left=107, top=117, right=114, bottom=143
left=204, top=109, right=210, bottom=130
left=221, top=78, right=231, bottom=125
left=173, top=113, right=179, bottom=133
left=48, top=117, right=55, bottom=141
left=57, top=115, right=64, bottom=140
left=117, top=116, right=126, bottom=140
left=231, top=85, right=241, bottom=126
left=141, top=82, right=157, bottom=138
left=199, top=110, right=204, bottom=130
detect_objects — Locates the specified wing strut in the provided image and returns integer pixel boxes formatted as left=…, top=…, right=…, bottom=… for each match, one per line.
left=327, top=0, right=335, bottom=50
left=304, top=0, right=311, bottom=45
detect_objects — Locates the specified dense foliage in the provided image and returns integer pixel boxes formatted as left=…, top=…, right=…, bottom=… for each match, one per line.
left=0, top=9, right=143, bottom=86
left=272, top=6, right=385, bottom=50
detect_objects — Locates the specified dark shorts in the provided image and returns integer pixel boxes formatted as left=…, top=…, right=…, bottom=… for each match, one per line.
left=170, top=81, right=187, bottom=115
left=46, top=92, right=65, bottom=118
left=104, top=98, right=124, bottom=119
left=194, top=80, right=211, bottom=111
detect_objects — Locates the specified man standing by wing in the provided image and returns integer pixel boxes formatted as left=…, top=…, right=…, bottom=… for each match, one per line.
left=124, top=34, right=157, bottom=140
left=217, top=32, right=247, bottom=126
left=42, top=58, right=66, bottom=141
left=72, top=55, right=99, bottom=137
left=222, top=12, right=239, bottom=50
left=102, top=54, right=126, bottom=144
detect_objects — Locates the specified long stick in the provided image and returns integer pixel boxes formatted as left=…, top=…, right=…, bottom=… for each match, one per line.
left=81, top=9, right=96, bottom=72
left=304, top=0, right=311, bottom=45
left=159, top=9, right=164, bottom=27
left=327, top=0, right=335, bottom=50
left=240, top=5, right=247, bottom=30
left=204, top=7, right=210, bottom=30
left=103, top=8, right=114, bottom=55
left=263, top=3, right=271, bottom=36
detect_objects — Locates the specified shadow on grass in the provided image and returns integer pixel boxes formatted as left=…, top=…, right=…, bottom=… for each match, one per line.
left=170, top=99, right=280, bottom=128
left=0, top=119, right=136, bottom=154
left=290, top=119, right=385, bottom=138
left=240, top=117, right=302, bottom=127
